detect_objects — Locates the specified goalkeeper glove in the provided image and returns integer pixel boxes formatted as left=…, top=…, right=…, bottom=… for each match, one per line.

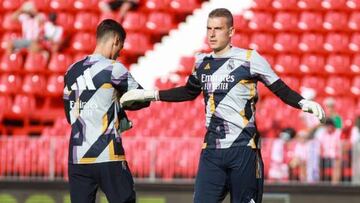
left=299, top=99, right=326, bottom=123
left=120, top=89, right=159, bottom=107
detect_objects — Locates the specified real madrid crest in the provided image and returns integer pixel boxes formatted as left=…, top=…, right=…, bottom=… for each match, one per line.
left=228, top=59, right=235, bottom=70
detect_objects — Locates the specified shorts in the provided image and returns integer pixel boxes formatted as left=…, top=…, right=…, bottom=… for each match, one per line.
left=68, top=161, right=136, bottom=203
left=13, top=39, right=32, bottom=50
left=321, top=157, right=334, bottom=181
left=194, top=146, right=264, bottom=203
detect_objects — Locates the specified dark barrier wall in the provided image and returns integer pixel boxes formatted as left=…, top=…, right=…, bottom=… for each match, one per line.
left=0, top=181, right=360, bottom=203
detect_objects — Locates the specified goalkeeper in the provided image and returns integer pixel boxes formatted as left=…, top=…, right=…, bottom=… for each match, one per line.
left=121, top=8, right=325, bottom=203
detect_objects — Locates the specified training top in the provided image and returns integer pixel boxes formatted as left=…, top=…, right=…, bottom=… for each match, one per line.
left=63, top=54, right=142, bottom=164
left=175, top=47, right=280, bottom=149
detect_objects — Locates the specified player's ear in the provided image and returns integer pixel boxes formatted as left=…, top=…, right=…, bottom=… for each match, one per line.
left=113, top=35, right=120, bottom=46
left=229, top=26, right=235, bottom=37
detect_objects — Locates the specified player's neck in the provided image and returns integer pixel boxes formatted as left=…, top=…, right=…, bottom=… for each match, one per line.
left=213, top=45, right=232, bottom=57
left=93, top=45, right=111, bottom=59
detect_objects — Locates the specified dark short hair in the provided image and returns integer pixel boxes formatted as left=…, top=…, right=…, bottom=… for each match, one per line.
left=96, top=19, right=126, bottom=42
left=208, top=8, right=233, bottom=28
left=325, top=118, right=335, bottom=127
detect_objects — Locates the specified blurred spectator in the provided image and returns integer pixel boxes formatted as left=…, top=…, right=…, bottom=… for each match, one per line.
left=7, top=1, right=46, bottom=53
left=315, top=118, right=342, bottom=184
left=99, top=0, right=140, bottom=22
left=268, top=128, right=296, bottom=181
left=350, top=116, right=360, bottom=145
left=39, top=13, right=65, bottom=53
left=290, top=130, right=320, bottom=183
left=324, top=97, right=343, bottom=129
left=351, top=116, right=360, bottom=184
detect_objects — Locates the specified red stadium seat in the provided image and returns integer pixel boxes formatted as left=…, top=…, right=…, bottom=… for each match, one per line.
left=325, top=76, right=350, bottom=96
left=297, top=0, right=322, bottom=9
left=301, top=76, right=326, bottom=96
left=0, top=95, right=12, bottom=115
left=122, top=12, right=147, bottom=32
left=11, top=94, right=36, bottom=116
left=48, top=53, right=73, bottom=73
left=282, top=76, right=300, bottom=92
left=323, top=33, right=350, bottom=52
left=169, top=0, right=199, bottom=13
left=273, top=12, right=298, bottom=31
left=262, top=54, right=275, bottom=67
left=0, top=15, right=3, bottom=31
left=98, top=11, right=117, bottom=22
left=299, top=33, right=324, bottom=53
left=257, top=82, right=272, bottom=97
left=249, top=33, right=274, bottom=53
left=233, top=15, right=249, bottom=30
left=0, top=53, right=24, bottom=72
left=347, top=0, right=360, bottom=9
left=0, top=32, right=21, bottom=50
left=299, top=54, right=325, bottom=74
left=50, top=0, right=74, bottom=11
left=348, top=12, right=360, bottom=31
left=351, top=76, right=360, bottom=96
left=0, top=74, right=22, bottom=94
left=73, top=52, right=87, bottom=62
left=324, top=54, right=351, bottom=74
left=323, top=12, right=348, bottom=31
left=231, top=33, right=250, bottom=49
left=248, top=12, right=273, bottom=31
left=322, top=0, right=347, bottom=10
left=73, top=0, right=99, bottom=11
left=177, top=56, right=195, bottom=75
left=272, top=0, right=298, bottom=10
left=56, top=13, right=75, bottom=33
left=349, top=33, right=360, bottom=52
left=350, top=54, right=360, bottom=74
left=146, top=12, right=175, bottom=34
left=24, top=52, right=49, bottom=72
left=273, top=33, right=299, bottom=53
left=123, top=33, right=152, bottom=55
left=145, top=0, right=170, bottom=11
left=298, top=12, right=323, bottom=31
left=274, top=54, right=300, bottom=75
left=2, top=0, right=22, bottom=11
left=251, top=0, right=273, bottom=10
left=2, top=13, right=21, bottom=31
left=74, top=12, right=98, bottom=32
left=30, top=0, right=51, bottom=11
left=71, top=32, right=96, bottom=52
left=22, top=74, right=46, bottom=95
left=46, top=74, right=64, bottom=96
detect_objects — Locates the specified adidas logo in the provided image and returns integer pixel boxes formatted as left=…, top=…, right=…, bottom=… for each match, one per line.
left=204, top=63, right=210, bottom=70
left=70, top=69, right=96, bottom=90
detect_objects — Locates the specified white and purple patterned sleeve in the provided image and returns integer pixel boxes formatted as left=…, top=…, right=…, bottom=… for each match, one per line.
left=110, top=62, right=141, bottom=94
left=249, top=50, right=279, bottom=86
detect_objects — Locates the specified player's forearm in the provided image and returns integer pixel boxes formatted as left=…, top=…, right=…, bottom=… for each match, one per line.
left=268, top=79, right=304, bottom=109
left=123, top=101, right=150, bottom=110
left=159, top=86, right=201, bottom=102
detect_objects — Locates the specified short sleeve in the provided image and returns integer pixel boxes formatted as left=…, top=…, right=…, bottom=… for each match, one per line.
left=18, top=13, right=29, bottom=22
left=111, top=62, right=142, bottom=94
left=249, top=50, right=279, bottom=86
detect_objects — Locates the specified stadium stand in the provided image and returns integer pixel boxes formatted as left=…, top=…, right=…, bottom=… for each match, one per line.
left=0, top=0, right=359, bottom=183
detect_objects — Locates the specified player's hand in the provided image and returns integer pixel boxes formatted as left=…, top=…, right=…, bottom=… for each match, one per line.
left=120, top=89, right=158, bottom=107
left=299, top=99, right=326, bottom=123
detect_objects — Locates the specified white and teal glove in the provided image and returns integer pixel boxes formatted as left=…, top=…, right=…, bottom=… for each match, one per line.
left=299, top=99, right=326, bottom=123
left=120, top=89, right=159, bottom=107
